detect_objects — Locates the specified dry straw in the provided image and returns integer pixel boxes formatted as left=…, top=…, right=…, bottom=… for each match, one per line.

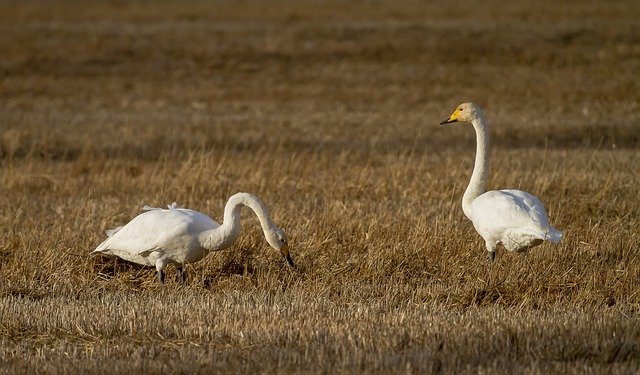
left=1, top=0, right=639, bottom=373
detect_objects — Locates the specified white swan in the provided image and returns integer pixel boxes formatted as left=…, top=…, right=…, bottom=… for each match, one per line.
left=91, top=192, right=293, bottom=284
left=441, top=102, right=562, bottom=262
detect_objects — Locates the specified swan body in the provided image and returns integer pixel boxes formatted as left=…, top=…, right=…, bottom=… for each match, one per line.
left=92, top=192, right=293, bottom=283
left=441, top=103, right=562, bottom=262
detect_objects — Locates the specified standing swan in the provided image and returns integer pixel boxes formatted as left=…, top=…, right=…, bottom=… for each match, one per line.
left=91, top=192, right=293, bottom=284
left=441, top=103, right=562, bottom=262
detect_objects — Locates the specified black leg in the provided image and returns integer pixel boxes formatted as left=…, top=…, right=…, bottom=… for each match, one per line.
left=157, top=269, right=165, bottom=284
left=488, top=251, right=496, bottom=263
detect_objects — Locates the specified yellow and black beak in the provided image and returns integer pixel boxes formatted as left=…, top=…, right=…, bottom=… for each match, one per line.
left=440, top=108, right=461, bottom=125
left=281, top=243, right=295, bottom=268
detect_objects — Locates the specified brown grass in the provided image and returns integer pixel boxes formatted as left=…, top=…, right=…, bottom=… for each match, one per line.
left=1, top=0, right=639, bottom=373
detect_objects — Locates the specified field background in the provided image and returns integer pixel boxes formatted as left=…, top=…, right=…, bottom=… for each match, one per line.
left=1, top=0, right=639, bottom=373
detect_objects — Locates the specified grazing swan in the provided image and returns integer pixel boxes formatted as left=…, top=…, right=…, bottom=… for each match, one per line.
left=441, top=103, right=562, bottom=262
left=92, top=192, right=293, bottom=284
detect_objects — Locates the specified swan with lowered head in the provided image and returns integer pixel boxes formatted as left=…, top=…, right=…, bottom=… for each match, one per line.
left=441, top=102, right=562, bottom=262
left=92, top=192, right=294, bottom=284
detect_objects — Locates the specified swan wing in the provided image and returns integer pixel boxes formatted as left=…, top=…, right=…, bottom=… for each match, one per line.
left=93, top=208, right=219, bottom=256
left=471, top=190, right=554, bottom=240
left=500, top=190, right=563, bottom=242
left=499, top=190, right=551, bottom=227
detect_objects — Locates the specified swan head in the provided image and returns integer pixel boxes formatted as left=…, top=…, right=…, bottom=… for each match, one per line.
left=266, top=225, right=294, bottom=268
left=440, top=102, right=484, bottom=125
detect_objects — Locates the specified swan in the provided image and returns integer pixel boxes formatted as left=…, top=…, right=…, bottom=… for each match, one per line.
left=440, top=102, right=562, bottom=262
left=91, top=192, right=293, bottom=284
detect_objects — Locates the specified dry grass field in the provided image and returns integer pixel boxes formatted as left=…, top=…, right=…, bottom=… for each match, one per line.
left=1, top=0, right=640, bottom=373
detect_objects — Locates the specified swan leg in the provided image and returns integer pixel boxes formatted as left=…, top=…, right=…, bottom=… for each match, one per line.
left=177, top=266, right=187, bottom=285
left=485, top=241, right=496, bottom=264
left=155, top=257, right=168, bottom=285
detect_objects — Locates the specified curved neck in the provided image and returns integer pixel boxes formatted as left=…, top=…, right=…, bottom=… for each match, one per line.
left=462, top=114, right=490, bottom=219
left=201, top=193, right=275, bottom=251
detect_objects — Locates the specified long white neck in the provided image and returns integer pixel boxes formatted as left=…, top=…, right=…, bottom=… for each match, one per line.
left=462, top=113, right=490, bottom=219
left=200, top=192, right=276, bottom=251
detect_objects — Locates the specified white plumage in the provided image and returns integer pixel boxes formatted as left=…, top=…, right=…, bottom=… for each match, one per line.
left=92, top=192, right=293, bottom=283
left=441, top=102, right=562, bottom=262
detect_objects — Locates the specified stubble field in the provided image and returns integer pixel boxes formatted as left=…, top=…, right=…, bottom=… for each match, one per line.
left=1, top=0, right=639, bottom=373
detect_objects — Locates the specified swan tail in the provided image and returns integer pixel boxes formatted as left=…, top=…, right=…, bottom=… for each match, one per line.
left=91, top=237, right=112, bottom=255
left=105, top=226, right=124, bottom=237
left=524, top=226, right=563, bottom=244
left=142, top=202, right=179, bottom=211
left=544, top=226, right=563, bottom=244
left=502, top=226, right=561, bottom=252
left=93, top=226, right=124, bottom=255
